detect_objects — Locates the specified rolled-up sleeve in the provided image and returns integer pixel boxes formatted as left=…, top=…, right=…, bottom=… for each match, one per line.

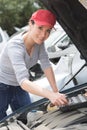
left=39, top=43, right=51, bottom=70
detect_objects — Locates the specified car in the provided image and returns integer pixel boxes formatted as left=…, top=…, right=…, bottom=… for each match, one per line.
left=0, top=27, right=9, bottom=53
left=0, top=0, right=87, bottom=129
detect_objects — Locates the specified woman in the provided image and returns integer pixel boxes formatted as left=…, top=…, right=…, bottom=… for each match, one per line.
left=0, top=9, right=68, bottom=120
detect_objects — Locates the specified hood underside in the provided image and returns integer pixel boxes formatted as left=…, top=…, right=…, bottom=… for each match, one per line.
left=40, top=0, right=87, bottom=62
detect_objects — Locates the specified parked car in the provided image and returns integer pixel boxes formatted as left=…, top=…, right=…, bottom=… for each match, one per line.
left=0, top=27, right=9, bottom=53
left=1, top=0, right=87, bottom=130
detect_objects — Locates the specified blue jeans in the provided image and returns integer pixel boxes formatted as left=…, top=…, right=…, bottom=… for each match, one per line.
left=0, top=83, right=31, bottom=121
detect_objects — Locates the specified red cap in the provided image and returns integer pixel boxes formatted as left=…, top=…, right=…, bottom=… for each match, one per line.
left=30, top=9, right=56, bottom=28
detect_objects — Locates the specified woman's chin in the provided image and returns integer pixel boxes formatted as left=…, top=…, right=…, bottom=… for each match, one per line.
left=35, top=41, right=43, bottom=45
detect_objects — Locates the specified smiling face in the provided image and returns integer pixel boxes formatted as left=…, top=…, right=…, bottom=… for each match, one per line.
left=29, top=20, right=52, bottom=45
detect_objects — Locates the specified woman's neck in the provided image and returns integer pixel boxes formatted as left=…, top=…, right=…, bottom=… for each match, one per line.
left=23, top=31, right=35, bottom=55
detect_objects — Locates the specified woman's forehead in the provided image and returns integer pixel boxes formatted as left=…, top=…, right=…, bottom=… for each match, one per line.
left=35, top=23, right=52, bottom=29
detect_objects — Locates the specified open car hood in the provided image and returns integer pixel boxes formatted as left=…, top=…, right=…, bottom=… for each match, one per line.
left=40, top=0, right=87, bottom=62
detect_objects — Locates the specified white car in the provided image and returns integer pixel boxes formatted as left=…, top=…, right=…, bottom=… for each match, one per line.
left=0, top=27, right=9, bottom=53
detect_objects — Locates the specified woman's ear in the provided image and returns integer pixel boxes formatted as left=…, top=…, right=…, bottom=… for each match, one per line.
left=29, top=20, right=34, bottom=27
left=29, top=21, right=32, bottom=30
left=28, top=20, right=34, bottom=32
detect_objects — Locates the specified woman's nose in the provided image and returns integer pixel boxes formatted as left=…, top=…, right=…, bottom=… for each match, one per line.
left=41, top=31, right=47, bottom=38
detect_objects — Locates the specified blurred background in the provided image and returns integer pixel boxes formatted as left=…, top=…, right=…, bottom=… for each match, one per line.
left=0, top=0, right=44, bottom=36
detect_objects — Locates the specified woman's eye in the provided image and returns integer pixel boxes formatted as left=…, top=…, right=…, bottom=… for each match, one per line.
left=47, top=29, right=51, bottom=34
left=38, top=26, right=52, bottom=33
left=38, top=26, right=43, bottom=30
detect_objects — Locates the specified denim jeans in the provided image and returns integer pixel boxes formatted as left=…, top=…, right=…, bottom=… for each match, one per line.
left=0, top=83, right=31, bottom=121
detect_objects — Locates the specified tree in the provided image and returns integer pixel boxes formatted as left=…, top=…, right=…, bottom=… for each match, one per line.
left=0, top=0, right=39, bottom=35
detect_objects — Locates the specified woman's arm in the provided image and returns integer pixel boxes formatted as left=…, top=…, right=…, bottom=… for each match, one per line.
left=43, top=66, right=59, bottom=92
left=43, top=66, right=68, bottom=106
left=21, top=78, right=68, bottom=106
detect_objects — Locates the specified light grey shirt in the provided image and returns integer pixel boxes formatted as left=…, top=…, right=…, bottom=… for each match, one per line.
left=0, top=32, right=51, bottom=86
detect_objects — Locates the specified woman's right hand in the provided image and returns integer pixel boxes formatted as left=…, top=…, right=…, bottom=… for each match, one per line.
left=49, top=92, right=68, bottom=106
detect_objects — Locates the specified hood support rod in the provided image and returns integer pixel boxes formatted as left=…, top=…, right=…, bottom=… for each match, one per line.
left=60, top=63, right=87, bottom=92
